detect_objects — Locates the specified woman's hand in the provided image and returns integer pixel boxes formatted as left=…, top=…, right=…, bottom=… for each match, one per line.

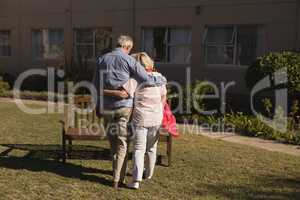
left=103, top=89, right=129, bottom=99
left=118, top=90, right=130, bottom=99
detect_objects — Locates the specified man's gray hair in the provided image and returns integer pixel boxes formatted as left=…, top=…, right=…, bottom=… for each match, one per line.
left=117, top=35, right=133, bottom=48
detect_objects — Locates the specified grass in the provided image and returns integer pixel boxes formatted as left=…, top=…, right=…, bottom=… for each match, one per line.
left=0, top=102, right=300, bottom=200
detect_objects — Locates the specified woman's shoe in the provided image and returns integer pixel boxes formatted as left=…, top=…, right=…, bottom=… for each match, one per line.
left=113, top=181, right=119, bottom=189
left=127, top=182, right=140, bottom=190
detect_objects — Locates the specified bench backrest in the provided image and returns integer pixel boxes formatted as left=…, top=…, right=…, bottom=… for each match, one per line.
left=65, top=95, right=102, bottom=129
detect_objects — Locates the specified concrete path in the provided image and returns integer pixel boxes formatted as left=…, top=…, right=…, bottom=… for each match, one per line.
left=0, top=97, right=58, bottom=106
left=179, top=124, right=300, bottom=157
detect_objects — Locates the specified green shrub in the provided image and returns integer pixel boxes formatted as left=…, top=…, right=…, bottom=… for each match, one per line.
left=198, top=112, right=300, bottom=145
left=0, top=72, right=15, bottom=88
left=246, top=51, right=300, bottom=135
left=0, top=80, right=10, bottom=95
left=168, top=80, right=216, bottom=117
left=246, top=51, right=300, bottom=95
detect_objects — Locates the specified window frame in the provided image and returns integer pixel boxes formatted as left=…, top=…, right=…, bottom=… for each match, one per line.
left=74, top=28, right=95, bottom=61
left=31, top=28, right=65, bottom=61
left=203, top=25, right=262, bottom=68
left=141, top=26, right=192, bottom=64
left=74, top=27, right=112, bottom=61
left=0, top=30, right=12, bottom=57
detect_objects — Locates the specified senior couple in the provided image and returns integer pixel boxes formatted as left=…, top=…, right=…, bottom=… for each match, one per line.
left=93, top=35, right=167, bottom=189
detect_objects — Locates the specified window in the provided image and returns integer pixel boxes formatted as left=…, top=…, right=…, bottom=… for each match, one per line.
left=142, top=27, right=192, bottom=64
left=32, top=29, right=64, bottom=60
left=203, top=25, right=265, bottom=66
left=0, top=30, right=12, bottom=56
left=74, top=28, right=112, bottom=60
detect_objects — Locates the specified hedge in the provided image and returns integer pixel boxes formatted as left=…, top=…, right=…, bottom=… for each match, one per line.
left=246, top=51, right=300, bottom=95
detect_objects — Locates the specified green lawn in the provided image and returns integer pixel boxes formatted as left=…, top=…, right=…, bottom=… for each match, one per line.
left=0, top=102, right=300, bottom=200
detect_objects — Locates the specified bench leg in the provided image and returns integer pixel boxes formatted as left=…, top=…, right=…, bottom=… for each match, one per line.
left=166, top=135, right=173, bottom=167
left=68, top=139, right=72, bottom=159
left=62, top=133, right=66, bottom=163
left=157, top=155, right=162, bottom=165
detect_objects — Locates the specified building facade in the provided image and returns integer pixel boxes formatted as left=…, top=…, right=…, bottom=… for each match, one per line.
left=0, top=0, right=300, bottom=94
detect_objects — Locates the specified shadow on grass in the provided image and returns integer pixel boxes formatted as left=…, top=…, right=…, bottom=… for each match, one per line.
left=0, top=143, right=169, bottom=187
left=0, top=144, right=113, bottom=186
left=0, top=156, right=113, bottom=186
left=198, top=176, right=300, bottom=200
left=0, top=144, right=111, bottom=160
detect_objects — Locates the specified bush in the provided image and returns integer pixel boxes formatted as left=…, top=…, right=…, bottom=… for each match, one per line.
left=167, top=80, right=217, bottom=118
left=0, top=80, right=10, bottom=95
left=246, top=51, right=300, bottom=128
left=0, top=72, right=15, bottom=88
left=198, top=112, right=300, bottom=145
left=246, top=51, right=300, bottom=95
left=20, top=75, right=48, bottom=91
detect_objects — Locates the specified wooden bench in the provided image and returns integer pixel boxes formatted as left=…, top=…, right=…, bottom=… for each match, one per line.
left=60, top=95, right=173, bottom=166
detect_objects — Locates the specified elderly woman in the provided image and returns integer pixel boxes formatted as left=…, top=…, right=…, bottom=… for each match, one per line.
left=126, top=53, right=167, bottom=189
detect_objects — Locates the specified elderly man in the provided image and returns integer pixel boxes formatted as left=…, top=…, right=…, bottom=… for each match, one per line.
left=93, top=35, right=166, bottom=189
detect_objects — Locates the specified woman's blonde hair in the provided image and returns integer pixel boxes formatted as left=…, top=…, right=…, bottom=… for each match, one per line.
left=131, top=52, right=154, bottom=70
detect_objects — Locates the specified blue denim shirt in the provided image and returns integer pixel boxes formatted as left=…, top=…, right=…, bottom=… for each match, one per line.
left=93, top=48, right=166, bottom=110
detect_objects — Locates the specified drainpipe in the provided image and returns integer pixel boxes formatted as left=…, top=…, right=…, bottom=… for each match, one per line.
left=131, top=0, right=136, bottom=40
left=70, top=0, right=73, bottom=68
left=296, top=0, right=300, bottom=51
left=17, top=0, right=22, bottom=74
left=65, top=0, right=73, bottom=73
